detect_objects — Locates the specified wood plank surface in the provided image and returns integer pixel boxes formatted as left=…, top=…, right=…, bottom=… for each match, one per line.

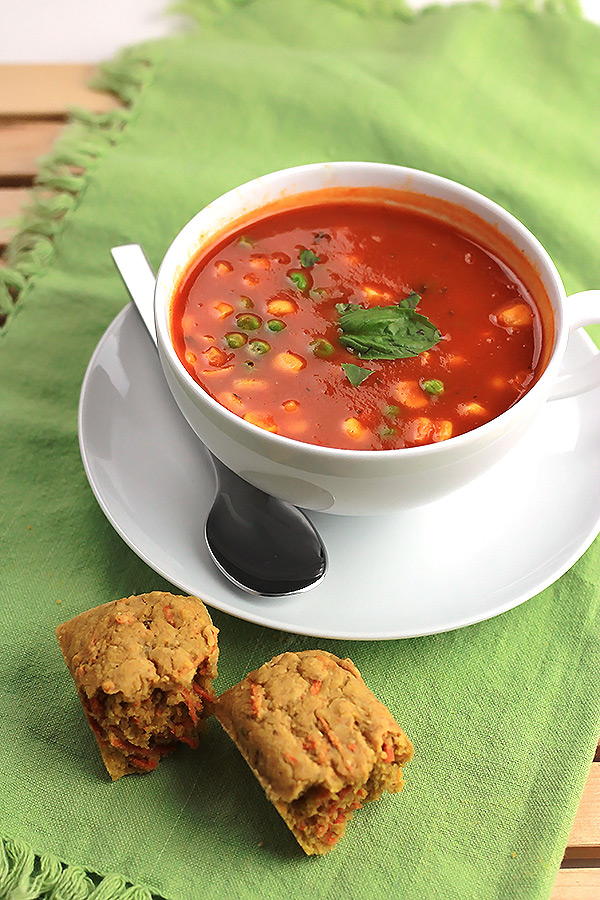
left=0, top=65, right=119, bottom=118
left=1, top=61, right=599, bottom=899
left=0, top=121, right=63, bottom=181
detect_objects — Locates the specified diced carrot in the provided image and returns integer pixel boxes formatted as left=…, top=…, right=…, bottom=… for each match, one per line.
left=204, top=346, right=231, bottom=367
left=163, top=604, right=176, bottom=626
left=213, top=302, right=234, bottom=319
left=343, top=417, right=366, bottom=440
left=184, top=350, right=197, bottom=365
left=432, top=420, right=453, bottom=442
left=130, top=756, right=159, bottom=771
left=243, top=272, right=260, bottom=286
left=395, top=380, right=429, bottom=409
left=282, top=399, right=299, bottom=412
left=382, top=738, right=395, bottom=763
left=363, top=286, right=392, bottom=303
left=249, top=682, right=262, bottom=718
left=214, top=260, right=233, bottom=275
left=273, top=351, right=306, bottom=373
left=243, top=411, right=278, bottom=433
left=490, top=376, right=506, bottom=390
left=283, top=751, right=297, bottom=765
left=458, top=401, right=487, bottom=416
left=267, top=298, right=298, bottom=316
left=310, top=679, right=322, bottom=695
left=495, top=303, right=533, bottom=328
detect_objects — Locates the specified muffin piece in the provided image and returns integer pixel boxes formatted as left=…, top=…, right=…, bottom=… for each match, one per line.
left=56, top=591, right=218, bottom=780
left=215, top=650, right=413, bottom=854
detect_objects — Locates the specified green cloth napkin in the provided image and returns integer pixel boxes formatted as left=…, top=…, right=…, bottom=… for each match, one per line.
left=1, top=2, right=600, bottom=898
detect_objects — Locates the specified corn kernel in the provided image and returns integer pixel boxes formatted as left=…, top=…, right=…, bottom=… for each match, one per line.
left=249, top=254, right=271, bottom=269
left=267, top=298, right=298, bottom=316
left=233, top=378, right=268, bottom=391
left=200, top=366, right=234, bottom=378
left=343, top=417, right=366, bottom=439
left=433, top=420, right=453, bottom=442
left=282, top=399, right=299, bottom=412
left=184, top=351, right=197, bottom=365
left=495, top=303, right=533, bottom=329
left=218, top=391, right=244, bottom=411
left=458, top=401, right=487, bottom=416
left=405, top=417, right=434, bottom=444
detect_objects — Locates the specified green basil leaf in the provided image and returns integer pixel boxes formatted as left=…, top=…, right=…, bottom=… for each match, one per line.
left=299, top=248, right=321, bottom=268
left=341, top=363, right=374, bottom=386
left=336, top=293, right=441, bottom=360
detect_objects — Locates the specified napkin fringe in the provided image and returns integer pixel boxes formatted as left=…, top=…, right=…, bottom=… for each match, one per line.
left=0, top=48, right=154, bottom=334
left=0, top=0, right=582, bottom=334
left=0, top=837, right=155, bottom=900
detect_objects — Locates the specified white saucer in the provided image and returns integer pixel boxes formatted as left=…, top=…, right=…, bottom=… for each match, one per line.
left=79, top=304, right=600, bottom=640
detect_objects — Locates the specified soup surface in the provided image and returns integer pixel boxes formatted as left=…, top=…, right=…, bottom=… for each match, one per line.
left=170, top=201, right=545, bottom=450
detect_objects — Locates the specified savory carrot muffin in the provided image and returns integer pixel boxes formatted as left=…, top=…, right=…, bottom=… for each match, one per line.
left=56, top=591, right=219, bottom=780
left=215, top=649, right=413, bottom=854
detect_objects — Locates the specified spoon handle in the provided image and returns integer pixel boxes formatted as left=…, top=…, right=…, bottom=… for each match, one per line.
left=111, top=245, right=158, bottom=346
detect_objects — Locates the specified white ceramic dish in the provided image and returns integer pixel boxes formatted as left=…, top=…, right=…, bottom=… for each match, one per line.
left=79, top=303, right=600, bottom=640
left=153, top=162, right=600, bottom=515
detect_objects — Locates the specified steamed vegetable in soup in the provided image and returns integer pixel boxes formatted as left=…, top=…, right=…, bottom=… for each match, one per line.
left=170, top=200, right=545, bottom=450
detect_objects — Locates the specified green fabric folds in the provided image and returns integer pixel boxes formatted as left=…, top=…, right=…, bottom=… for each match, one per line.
left=1, top=2, right=599, bottom=899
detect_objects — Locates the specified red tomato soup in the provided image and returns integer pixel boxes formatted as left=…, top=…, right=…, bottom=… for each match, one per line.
left=170, top=200, right=548, bottom=451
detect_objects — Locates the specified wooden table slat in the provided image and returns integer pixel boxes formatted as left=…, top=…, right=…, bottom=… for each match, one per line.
left=564, top=764, right=600, bottom=857
left=0, top=187, right=29, bottom=246
left=0, top=64, right=118, bottom=118
left=550, top=866, right=600, bottom=899
left=0, top=121, right=64, bottom=182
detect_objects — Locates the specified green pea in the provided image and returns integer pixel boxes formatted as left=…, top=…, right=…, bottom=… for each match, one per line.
left=267, top=319, right=286, bottom=332
left=310, top=339, right=334, bottom=358
left=288, top=270, right=309, bottom=292
left=238, top=235, right=254, bottom=248
left=224, top=332, right=247, bottom=349
left=249, top=339, right=271, bottom=355
left=239, top=296, right=254, bottom=309
left=421, top=379, right=444, bottom=395
left=236, top=313, right=261, bottom=331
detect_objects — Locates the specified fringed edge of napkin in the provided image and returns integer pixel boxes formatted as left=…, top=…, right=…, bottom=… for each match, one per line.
left=0, top=0, right=582, bottom=336
left=0, top=48, right=155, bottom=335
left=0, top=837, right=157, bottom=900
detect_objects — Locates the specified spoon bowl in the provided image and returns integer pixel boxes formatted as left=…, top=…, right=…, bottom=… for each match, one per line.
left=111, top=244, right=327, bottom=597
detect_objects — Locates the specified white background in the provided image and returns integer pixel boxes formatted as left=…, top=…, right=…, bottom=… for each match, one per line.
left=2, top=0, right=599, bottom=63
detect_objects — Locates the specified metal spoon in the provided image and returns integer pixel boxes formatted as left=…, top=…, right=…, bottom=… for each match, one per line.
left=111, top=244, right=327, bottom=596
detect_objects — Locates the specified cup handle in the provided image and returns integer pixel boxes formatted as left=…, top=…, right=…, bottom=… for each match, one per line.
left=549, top=290, right=600, bottom=400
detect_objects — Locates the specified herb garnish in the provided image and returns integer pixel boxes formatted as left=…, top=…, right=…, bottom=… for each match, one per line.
left=336, top=292, right=441, bottom=360
left=299, top=248, right=321, bottom=268
left=341, top=363, right=374, bottom=387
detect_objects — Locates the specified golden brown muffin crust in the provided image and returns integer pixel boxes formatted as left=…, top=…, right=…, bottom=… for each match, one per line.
left=216, top=650, right=413, bottom=851
left=56, top=591, right=219, bottom=779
